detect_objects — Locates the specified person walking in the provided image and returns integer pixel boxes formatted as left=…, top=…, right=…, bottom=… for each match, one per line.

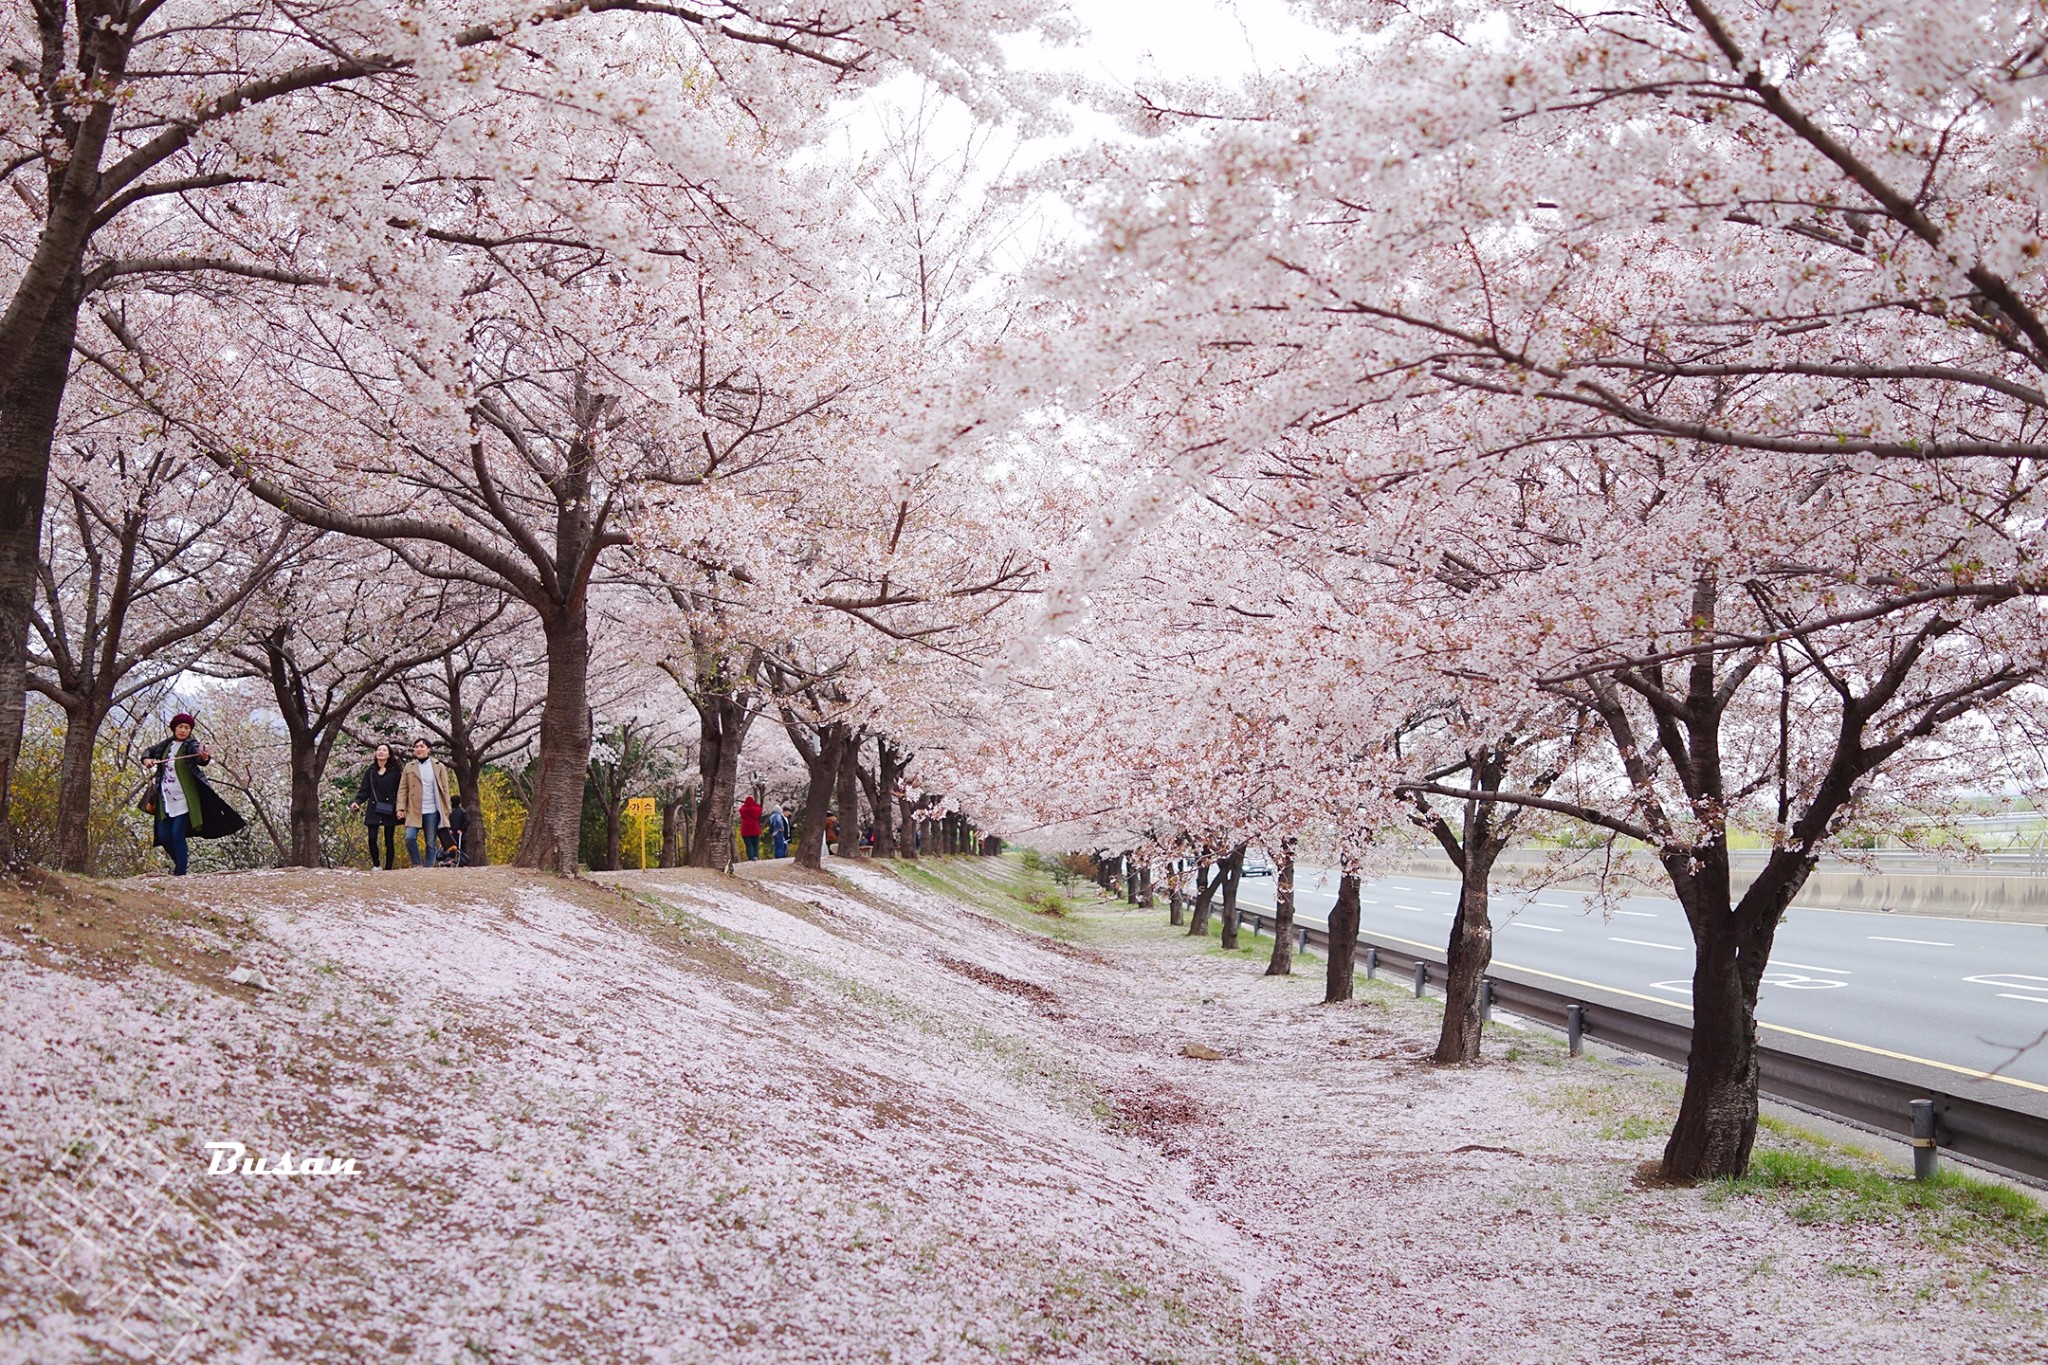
left=738, top=792, right=764, bottom=861
left=351, top=743, right=402, bottom=870
left=399, top=738, right=460, bottom=868
left=823, top=809, right=839, bottom=856
left=767, top=803, right=791, bottom=859
left=136, top=713, right=246, bottom=875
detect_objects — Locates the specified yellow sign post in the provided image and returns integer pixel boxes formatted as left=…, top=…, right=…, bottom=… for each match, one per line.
left=626, top=796, right=657, bottom=869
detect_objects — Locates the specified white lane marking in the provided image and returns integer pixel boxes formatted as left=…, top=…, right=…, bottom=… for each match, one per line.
left=1996, top=993, right=2048, bottom=1005
left=1612, top=910, right=1657, bottom=918
left=1656, top=973, right=1848, bottom=992
left=1611, top=937, right=1686, bottom=951
left=1773, top=960, right=1849, bottom=976
left=1968, top=974, right=2048, bottom=990
left=1510, top=922, right=1563, bottom=932
left=1868, top=935, right=1953, bottom=947
left=1536, top=900, right=1575, bottom=909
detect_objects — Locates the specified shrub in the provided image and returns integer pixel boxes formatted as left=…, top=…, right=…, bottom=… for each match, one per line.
left=480, top=769, right=526, bottom=866
left=1019, top=890, right=1069, bottom=917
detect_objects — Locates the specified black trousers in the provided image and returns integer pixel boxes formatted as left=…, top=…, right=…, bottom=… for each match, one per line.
left=366, top=821, right=397, bottom=870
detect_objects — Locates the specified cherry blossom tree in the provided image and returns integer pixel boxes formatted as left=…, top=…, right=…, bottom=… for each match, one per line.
left=585, top=715, right=676, bottom=873
left=213, top=542, right=476, bottom=867
left=0, top=0, right=1062, bottom=856
left=28, top=433, right=294, bottom=870
left=993, top=0, right=2048, bottom=1182
left=360, top=602, right=546, bottom=866
left=852, top=734, right=913, bottom=858
left=1394, top=700, right=1589, bottom=1064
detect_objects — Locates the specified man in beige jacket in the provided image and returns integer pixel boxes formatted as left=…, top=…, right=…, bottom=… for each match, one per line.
left=399, top=737, right=461, bottom=868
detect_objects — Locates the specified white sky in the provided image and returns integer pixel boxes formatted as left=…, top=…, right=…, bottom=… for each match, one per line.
left=1038, top=0, right=1334, bottom=88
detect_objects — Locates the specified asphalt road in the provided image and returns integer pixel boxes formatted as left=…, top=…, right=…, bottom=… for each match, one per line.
left=1231, top=866, right=2048, bottom=1092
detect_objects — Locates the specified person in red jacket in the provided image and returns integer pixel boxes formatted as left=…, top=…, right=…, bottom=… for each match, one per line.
left=739, top=793, right=764, bottom=861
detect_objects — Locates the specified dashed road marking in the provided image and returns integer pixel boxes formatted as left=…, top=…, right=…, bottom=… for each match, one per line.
left=1611, top=937, right=1686, bottom=951
left=1774, top=960, right=1850, bottom=976
left=1612, top=910, right=1657, bottom=918
left=1511, top=922, right=1563, bottom=932
left=1868, top=936, right=1953, bottom=946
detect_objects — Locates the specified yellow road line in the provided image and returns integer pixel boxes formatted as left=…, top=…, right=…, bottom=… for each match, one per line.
left=1750, top=1023, right=2048, bottom=1097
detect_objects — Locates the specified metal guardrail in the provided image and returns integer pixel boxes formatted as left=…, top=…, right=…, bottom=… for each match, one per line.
left=1235, top=910, right=2048, bottom=1186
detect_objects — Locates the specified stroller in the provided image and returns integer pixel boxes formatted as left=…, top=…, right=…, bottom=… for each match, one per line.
left=437, top=803, right=472, bottom=867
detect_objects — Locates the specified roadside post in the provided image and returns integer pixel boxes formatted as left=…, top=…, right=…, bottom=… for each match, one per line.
left=627, top=796, right=656, bottom=870
left=1911, top=1099, right=1939, bottom=1180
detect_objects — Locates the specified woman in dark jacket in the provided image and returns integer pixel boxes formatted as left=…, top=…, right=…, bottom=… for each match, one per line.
left=352, top=743, right=402, bottom=870
left=137, top=712, right=246, bottom=875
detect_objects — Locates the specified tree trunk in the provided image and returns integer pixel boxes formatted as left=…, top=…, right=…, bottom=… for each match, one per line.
left=896, top=793, right=920, bottom=860
left=451, top=751, right=488, bottom=867
left=1217, top=845, right=1244, bottom=949
left=0, top=281, right=78, bottom=858
left=600, top=794, right=623, bottom=873
left=51, top=697, right=104, bottom=873
left=288, top=732, right=323, bottom=868
left=1167, top=862, right=1185, bottom=925
left=514, top=606, right=592, bottom=874
left=1266, top=843, right=1295, bottom=976
left=855, top=742, right=900, bottom=858
left=869, top=781, right=894, bottom=857
left=1137, top=861, right=1152, bottom=908
left=1659, top=841, right=1804, bottom=1181
left=792, top=722, right=845, bottom=870
left=1124, top=852, right=1138, bottom=904
left=257, top=631, right=327, bottom=869
left=835, top=733, right=861, bottom=855
left=1662, top=918, right=1763, bottom=1181
left=1187, top=856, right=1219, bottom=936
left=687, top=694, right=749, bottom=870
left=1325, top=873, right=1360, bottom=1003
left=874, top=761, right=897, bottom=857
left=660, top=794, right=685, bottom=867
left=1435, top=840, right=1502, bottom=1064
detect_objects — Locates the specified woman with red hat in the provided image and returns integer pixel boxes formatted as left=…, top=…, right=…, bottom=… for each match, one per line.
left=137, top=713, right=246, bottom=875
